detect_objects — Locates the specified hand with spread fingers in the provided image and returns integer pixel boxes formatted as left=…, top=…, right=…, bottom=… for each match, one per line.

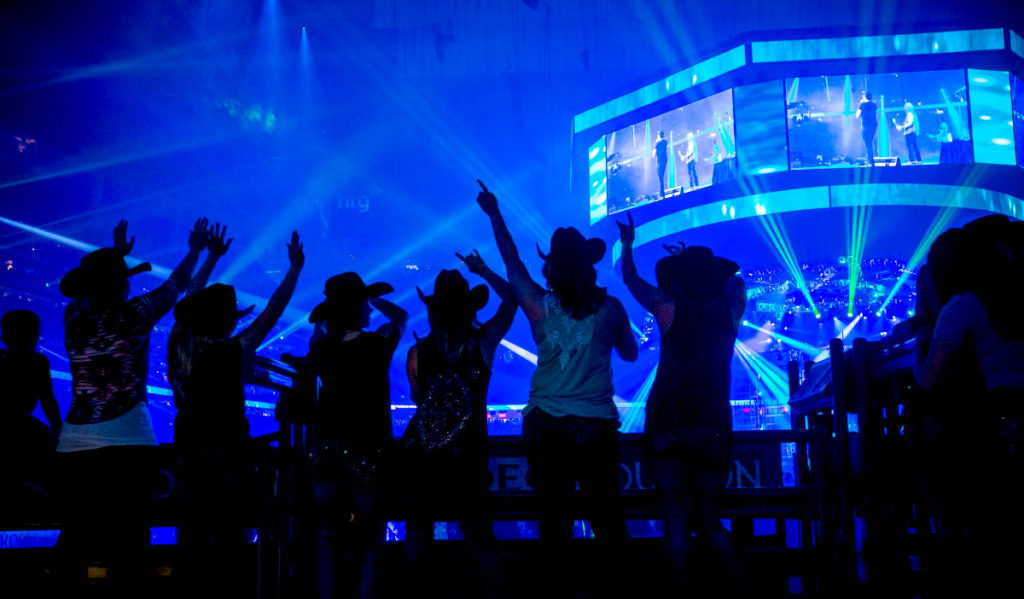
left=188, top=217, right=211, bottom=252
left=113, top=219, right=136, bottom=256
left=207, top=222, right=233, bottom=257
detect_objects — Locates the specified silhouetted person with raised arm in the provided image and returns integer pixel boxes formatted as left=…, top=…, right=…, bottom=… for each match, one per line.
left=913, top=223, right=1024, bottom=596
left=475, top=180, right=637, bottom=598
left=56, top=218, right=207, bottom=594
left=0, top=309, right=62, bottom=507
left=618, top=214, right=746, bottom=597
left=400, top=252, right=517, bottom=599
left=305, top=272, right=408, bottom=599
left=169, top=225, right=304, bottom=595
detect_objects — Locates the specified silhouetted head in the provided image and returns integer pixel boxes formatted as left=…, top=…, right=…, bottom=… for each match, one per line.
left=174, top=283, right=255, bottom=339
left=687, top=131, right=695, bottom=140
left=864, top=92, right=872, bottom=101
left=60, top=248, right=152, bottom=306
left=926, top=228, right=992, bottom=306
left=1, top=310, right=41, bottom=351
left=418, top=270, right=488, bottom=335
left=310, top=272, right=393, bottom=332
left=538, top=227, right=607, bottom=319
left=904, top=102, right=914, bottom=112
left=655, top=246, right=738, bottom=304
left=658, top=131, right=665, bottom=139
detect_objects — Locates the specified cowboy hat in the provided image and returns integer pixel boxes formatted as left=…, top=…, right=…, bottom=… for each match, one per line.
left=60, top=248, right=152, bottom=299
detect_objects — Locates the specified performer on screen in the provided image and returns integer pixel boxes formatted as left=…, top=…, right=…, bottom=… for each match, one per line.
left=677, top=132, right=699, bottom=190
left=894, top=102, right=922, bottom=164
left=856, top=91, right=878, bottom=166
left=653, top=131, right=669, bottom=198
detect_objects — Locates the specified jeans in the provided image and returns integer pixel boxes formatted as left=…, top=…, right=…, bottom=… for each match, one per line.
left=906, top=132, right=922, bottom=163
left=523, top=409, right=629, bottom=597
left=403, top=452, right=497, bottom=598
left=309, top=443, right=387, bottom=599
left=56, top=445, right=156, bottom=595
left=649, top=426, right=742, bottom=596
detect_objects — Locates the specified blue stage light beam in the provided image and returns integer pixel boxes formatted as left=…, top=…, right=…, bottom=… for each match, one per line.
left=846, top=204, right=872, bottom=316
left=741, top=320, right=821, bottom=355
left=755, top=212, right=819, bottom=317
left=0, top=215, right=312, bottom=340
left=877, top=202, right=962, bottom=314
left=734, top=341, right=790, bottom=403
left=620, top=365, right=659, bottom=434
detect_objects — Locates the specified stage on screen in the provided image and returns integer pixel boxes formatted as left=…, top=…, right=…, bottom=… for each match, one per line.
left=605, top=90, right=736, bottom=214
left=786, top=70, right=971, bottom=169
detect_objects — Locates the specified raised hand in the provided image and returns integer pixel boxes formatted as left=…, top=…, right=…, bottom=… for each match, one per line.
left=188, top=217, right=210, bottom=252
left=617, top=213, right=636, bottom=245
left=207, top=222, right=232, bottom=257
left=287, top=230, right=304, bottom=269
left=475, top=179, right=499, bottom=216
left=113, top=219, right=135, bottom=255
left=663, top=241, right=686, bottom=255
left=456, top=249, right=487, bottom=275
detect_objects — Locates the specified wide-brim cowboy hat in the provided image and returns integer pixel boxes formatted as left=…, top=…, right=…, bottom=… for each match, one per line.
left=309, top=272, right=394, bottom=323
left=174, top=283, right=256, bottom=328
left=656, top=246, right=739, bottom=298
left=536, top=227, right=606, bottom=265
left=60, top=248, right=152, bottom=299
left=416, top=269, right=489, bottom=314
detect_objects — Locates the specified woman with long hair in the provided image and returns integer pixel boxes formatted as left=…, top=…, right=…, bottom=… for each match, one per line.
left=618, top=214, right=746, bottom=596
left=400, top=254, right=516, bottom=598
left=475, top=180, right=637, bottom=597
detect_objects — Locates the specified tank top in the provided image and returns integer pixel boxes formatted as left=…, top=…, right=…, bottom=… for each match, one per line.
left=646, top=295, right=735, bottom=435
left=403, top=332, right=490, bottom=458
left=527, top=293, right=618, bottom=421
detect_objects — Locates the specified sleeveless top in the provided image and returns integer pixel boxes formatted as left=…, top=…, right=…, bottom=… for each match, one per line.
left=403, top=332, right=490, bottom=459
left=308, top=330, right=399, bottom=450
left=646, top=294, right=735, bottom=436
left=527, top=293, right=618, bottom=421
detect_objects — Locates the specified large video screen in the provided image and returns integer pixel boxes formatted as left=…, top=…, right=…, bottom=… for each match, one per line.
left=785, top=70, right=970, bottom=169
left=606, top=90, right=735, bottom=214
left=1014, top=74, right=1024, bottom=169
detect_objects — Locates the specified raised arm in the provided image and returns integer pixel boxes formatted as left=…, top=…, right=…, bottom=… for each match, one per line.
left=136, top=218, right=207, bottom=320
left=237, top=231, right=304, bottom=352
left=617, top=214, right=661, bottom=313
left=610, top=296, right=638, bottom=362
left=458, top=249, right=518, bottom=362
left=370, top=295, right=409, bottom=341
left=168, top=218, right=210, bottom=292
left=475, top=180, right=544, bottom=321
left=187, top=222, right=232, bottom=297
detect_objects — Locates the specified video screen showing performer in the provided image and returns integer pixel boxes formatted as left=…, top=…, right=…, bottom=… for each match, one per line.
left=1012, top=74, right=1024, bottom=170
left=606, top=90, right=735, bottom=215
left=785, top=70, right=970, bottom=169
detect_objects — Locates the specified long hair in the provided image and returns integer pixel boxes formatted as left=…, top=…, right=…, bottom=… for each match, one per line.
left=927, top=228, right=1019, bottom=340
left=542, top=260, right=607, bottom=319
